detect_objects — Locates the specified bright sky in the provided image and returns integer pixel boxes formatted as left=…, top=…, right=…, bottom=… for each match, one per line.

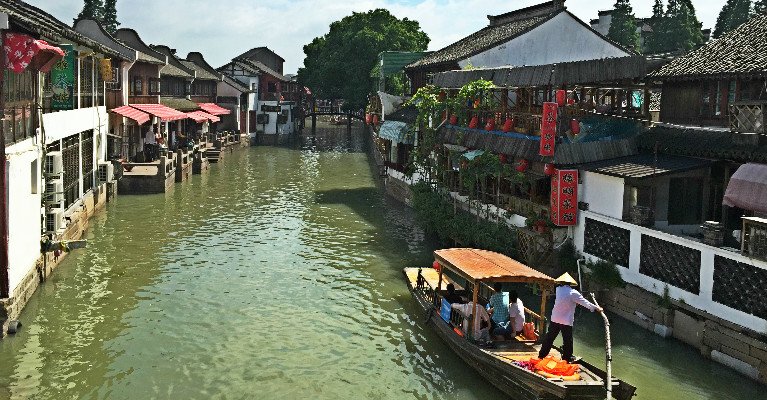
left=28, top=0, right=726, bottom=74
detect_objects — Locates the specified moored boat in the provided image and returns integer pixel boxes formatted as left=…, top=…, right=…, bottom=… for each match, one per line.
left=404, top=248, right=636, bottom=400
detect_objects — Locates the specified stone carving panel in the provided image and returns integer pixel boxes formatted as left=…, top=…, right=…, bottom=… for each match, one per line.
left=583, top=218, right=630, bottom=267
left=713, top=256, right=767, bottom=320
left=639, top=235, right=700, bottom=294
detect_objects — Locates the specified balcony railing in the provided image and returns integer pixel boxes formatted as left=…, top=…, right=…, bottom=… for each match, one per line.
left=742, top=217, right=767, bottom=261
left=3, top=104, right=36, bottom=146
left=730, top=101, right=765, bottom=134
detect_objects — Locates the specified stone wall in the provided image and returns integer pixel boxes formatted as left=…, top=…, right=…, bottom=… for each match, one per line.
left=591, top=279, right=767, bottom=384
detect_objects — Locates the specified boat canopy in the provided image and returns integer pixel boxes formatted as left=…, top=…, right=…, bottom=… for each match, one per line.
left=434, top=248, right=556, bottom=286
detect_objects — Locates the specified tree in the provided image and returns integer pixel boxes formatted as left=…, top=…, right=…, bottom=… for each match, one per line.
left=754, top=0, right=766, bottom=14
left=714, top=0, right=752, bottom=38
left=76, top=0, right=103, bottom=22
left=102, top=0, right=119, bottom=35
left=645, top=0, right=666, bottom=53
left=648, top=0, right=704, bottom=53
left=607, top=0, right=640, bottom=51
left=297, top=9, right=429, bottom=108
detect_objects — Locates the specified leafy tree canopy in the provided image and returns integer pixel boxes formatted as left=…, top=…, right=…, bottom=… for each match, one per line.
left=77, top=0, right=102, bottom=22
left=714, top=0, right=751, bottom=38
left=756, top=0, right=767, bottom=14
left=646, top=0, right=704, bottom=53
left=607, top=0, right=640, bottom=52
left=76, top=0, right=119, bottom=35
left=297, top=9, right=429, bottom=108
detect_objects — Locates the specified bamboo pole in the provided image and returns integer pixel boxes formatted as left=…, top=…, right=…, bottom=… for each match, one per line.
left=539, top=286, right=548, bottom=334
left=590, top=293, right=612, bottom=400
left=471, top=280, right=479, bottom=341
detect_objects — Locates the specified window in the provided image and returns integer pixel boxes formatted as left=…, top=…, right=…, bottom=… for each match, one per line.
left=727, top=80, right=737, bottom=104
left=148, top=78, right=161, bottom=95
left=132, top=77, right=143, bottom=96
left=268, top=82, right=277, bottom=93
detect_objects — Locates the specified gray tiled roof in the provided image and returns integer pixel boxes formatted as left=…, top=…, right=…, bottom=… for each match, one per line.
left=0, top=0, right=121, bottom=58
left=649, top=13, right=767, bottom=80
left=180, top=60, right=219, bottom=81
left=638, top=125, right=767, bottom=163
left=406, top=13, right=553, bottom=70
left=579, top=153, right=712, bottom=179
left=234, top=58, right=287, bottom=81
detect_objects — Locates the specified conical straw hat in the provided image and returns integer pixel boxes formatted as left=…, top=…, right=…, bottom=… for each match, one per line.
left=555, top=272, right=578, bottom=286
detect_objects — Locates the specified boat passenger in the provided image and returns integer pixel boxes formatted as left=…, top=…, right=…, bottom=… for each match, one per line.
left=443, top=283, right=464, bottom=304
left=451, top=301, right=490, bottom=342
left=507, top=290, right=525, bottom=336
left=488, top=283, right=513, bottom=339
left=538, top=273, right=603, bottom=363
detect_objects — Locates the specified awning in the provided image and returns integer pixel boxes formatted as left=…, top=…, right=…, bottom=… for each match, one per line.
left=197, top=103, right=231, bottom=116
left=434, top=248, right=556, bottom=285
left=723, top=163, right=767, bottom=213
left=187, top=111, right=220, bottom=123
left=378, top=120, right=413, bottom=144
left=579, top=154, right=712, bottom=179
left=110, top=105, right=151, bottom=125
left=4, top=32, right=64, bottom=73
left=129, top=104, right=187, bottom=122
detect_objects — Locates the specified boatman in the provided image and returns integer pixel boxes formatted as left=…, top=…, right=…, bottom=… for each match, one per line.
left=538, top=272, right=602, bottom=363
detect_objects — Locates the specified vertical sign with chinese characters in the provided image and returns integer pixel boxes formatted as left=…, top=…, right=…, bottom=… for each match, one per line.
left=551, top=169, right=578, bottom=226
left=51, top=44, right=74, bottom=110
left=539, top=102, right=557, bottom=157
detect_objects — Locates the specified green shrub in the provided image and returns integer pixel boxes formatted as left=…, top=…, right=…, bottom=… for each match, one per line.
left=587, top=259, right=625, bottom=289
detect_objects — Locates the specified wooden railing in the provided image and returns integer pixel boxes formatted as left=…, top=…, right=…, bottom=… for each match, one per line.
left=730, top=101, right=766, bottom=134
left=742, top=217, right=767, bottom=261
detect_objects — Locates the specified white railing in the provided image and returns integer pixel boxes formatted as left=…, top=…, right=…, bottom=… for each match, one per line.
left=575, top=210, right=767, bottom=332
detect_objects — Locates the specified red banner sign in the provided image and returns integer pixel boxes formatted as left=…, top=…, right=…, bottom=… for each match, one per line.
left=539, top=102, right=557, bottom=157
left=550, top=169, right=578, bottom=226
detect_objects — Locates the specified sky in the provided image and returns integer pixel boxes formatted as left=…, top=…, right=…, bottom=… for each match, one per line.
left=28, top=0, right=726, bottom=75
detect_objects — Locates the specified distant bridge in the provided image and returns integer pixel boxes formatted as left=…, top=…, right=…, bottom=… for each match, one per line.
left=302, top=100, right=365, bottom=135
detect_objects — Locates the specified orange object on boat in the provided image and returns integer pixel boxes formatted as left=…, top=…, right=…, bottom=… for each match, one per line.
left=530, top=356, right=580, bottom=377
left=453, top=327, right=464, bottom=337
left=522, top=322, right=538, bottom=340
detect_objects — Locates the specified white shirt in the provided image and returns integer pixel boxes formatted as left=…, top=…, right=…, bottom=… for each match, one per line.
left=452, top=302, right=490, bottom=340
left=551, top=285, right=597, bottom=326
left=144, top=130, right=156, bottom=145
left=508, top=298, right=525, bottom=333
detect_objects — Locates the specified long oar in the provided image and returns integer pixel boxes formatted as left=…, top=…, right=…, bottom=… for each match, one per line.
left=590, top=293, right=612, bottom=400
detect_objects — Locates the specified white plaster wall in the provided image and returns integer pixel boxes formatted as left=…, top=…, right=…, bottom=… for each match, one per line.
left=43, top=106, right=108, bottom=146
left=5, top=139, right=42, bottom=294
left=580, top=171, right=624, bottom=220
left=574, top=210, right=767, bottom=333
left=458, top=12, right=630, bottom=69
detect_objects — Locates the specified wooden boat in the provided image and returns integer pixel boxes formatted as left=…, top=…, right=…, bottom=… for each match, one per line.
left=404, top=248, right=636, bottom=400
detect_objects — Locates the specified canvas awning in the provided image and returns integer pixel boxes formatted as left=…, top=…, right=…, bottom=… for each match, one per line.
left=129, top=104, right=187, bottom=122
left=197, top=103, right=231, bottom=116
left=187, top=111, right=220, bottom=123
left=4, top=32, right=64, bottom=73
left=723, top=163, right=767, bottom=213
left=110, top=105, right=151, bottom=125
left=378, top=120, right=412, bottom=144
left=434, top=248, right=556, bottom=285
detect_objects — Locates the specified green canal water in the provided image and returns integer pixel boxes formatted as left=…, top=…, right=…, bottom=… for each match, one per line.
left=0, top=133, right=761, bottom=399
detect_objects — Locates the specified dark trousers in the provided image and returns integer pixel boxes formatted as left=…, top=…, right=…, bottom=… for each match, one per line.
left=538, top=322, right=573, bottom=360
left=144, top=144, right=155, bottom=162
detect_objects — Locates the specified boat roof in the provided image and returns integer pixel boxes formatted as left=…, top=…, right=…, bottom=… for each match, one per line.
left=434, top=248, right=556, bottom=286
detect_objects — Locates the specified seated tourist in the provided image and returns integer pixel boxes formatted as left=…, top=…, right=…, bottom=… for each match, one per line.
left=451, top=301, right=490, bottom=342
left=508, top=290, right=525, bottom=337
left=443, top=283, right=464, bottom=304
left=488, top=283, right=513, bottom=339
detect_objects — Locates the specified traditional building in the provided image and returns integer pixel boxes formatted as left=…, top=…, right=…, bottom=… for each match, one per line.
left=186, top=52, right=247, bottom=133
left=405, top=0, right=633, bottom=93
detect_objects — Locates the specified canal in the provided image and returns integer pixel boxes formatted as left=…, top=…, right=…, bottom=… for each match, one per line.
left=0, top=129, right=761, bottom=399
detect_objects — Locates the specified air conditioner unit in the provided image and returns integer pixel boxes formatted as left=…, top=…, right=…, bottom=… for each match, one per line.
left=97, top=161, right=114, bottom=183
left=44, top=179, right=64, bottom=204
left=45, top=208, right=65, bottom=234
left=45, top=151, right=63, bottom=176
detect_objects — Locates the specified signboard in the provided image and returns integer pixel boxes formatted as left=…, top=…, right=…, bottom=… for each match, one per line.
left=440, top=298, right=452, bottom=322
left=261, top=104, right=281, bottom=112
left=550, top=169, right=578, bottom=226
left=51, top=44, right=74, bottom=111
left=539, top=102, right=557, bottom=157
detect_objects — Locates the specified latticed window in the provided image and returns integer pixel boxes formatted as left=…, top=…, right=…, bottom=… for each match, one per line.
left=81, top=131, right=94, bottom=193
left=62, top=135, right=80, bottom=208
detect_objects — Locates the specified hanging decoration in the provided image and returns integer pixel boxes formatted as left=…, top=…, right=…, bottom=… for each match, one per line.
left=365, top=113, right=372, bottom=125
left=4, top=32, right=64, bottom=73
left=502, top=117, right=514, bottom=133
left=372, top=114, right=379, bottom=126
left=99, top=58, right=113, bottom=81
left=570, top=119, right=581, bottom=135
left=555, top=90, right=566, bottom=106
left=449, top=114, right=458, bottom=125
left=539, top=102, right=557, bottom=157
left=499, top=154, right=508, bottom=164
left=544, top=163, right=557, bottom=176
left=468, top=115, right=479, bottom=129
left=515, top=159, right=529, bottom=172
left=550, top=169, right=578, bottom=226
left=484, top=117, right=495, bottom=131
left=432, top=261, right=441, bottom=270
left=51, top=44, right=75, bottom=111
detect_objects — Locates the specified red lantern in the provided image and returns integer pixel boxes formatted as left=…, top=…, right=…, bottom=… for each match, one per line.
left=499, top=154, right=508, bottom=164
left=570, top=119, right=581, bottom=135
left=502, top=118, right=514, bottom=132
left=468, top=115, right=479, bottom=129
left=365, top=113, right=372, bottom=125
left=438, top=91, right=446, bottom=101
left=515, top=159, right=529, bottom=172
left=485, top=118, right=496, bottom=131
left=567, top=98, right=575, bottom=105
left=449, top=114, right=458, bottom=125
left=432, top=261, right=441, bottom=271
left=372, top=114, right=379, bottom=126
left=556, top=90, right=566, bottom=106
left=544, top=163, right=557, bottom=176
